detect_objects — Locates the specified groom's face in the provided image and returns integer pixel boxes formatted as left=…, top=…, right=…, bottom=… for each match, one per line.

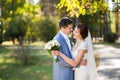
left=64, top=24, right=73, bottom=35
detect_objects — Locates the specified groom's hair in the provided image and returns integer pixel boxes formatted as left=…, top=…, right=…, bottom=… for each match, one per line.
left=59, top=17, right=72, bottom=28
left=77, top=23, right=88, bottom=39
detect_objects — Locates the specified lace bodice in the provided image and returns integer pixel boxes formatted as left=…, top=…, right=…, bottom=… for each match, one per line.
left=72, top=41, right=88, bottom=59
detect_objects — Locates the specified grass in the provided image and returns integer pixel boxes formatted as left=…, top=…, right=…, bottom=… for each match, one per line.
left=0, top=46, right=53, bottom=80
left=0, top=41, right=108, bottom=80
left=0, top=65, right=52, bottom=80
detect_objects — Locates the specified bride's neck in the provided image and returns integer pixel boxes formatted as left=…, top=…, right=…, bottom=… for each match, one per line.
left=72, top=39, right=83, bottom=50
left=76, top=39, right=83, bottom=43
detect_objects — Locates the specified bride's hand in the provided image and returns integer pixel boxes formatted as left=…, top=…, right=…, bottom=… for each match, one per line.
left=51, top=50, right=56, bottom=56
left=51, top=50, right=60, bottom=56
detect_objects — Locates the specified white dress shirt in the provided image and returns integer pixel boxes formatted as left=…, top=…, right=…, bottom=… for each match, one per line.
left=60, top=31, right=71, bottom=51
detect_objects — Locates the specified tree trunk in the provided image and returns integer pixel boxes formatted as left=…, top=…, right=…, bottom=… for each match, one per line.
left=115, top=12, right=119, bottom=36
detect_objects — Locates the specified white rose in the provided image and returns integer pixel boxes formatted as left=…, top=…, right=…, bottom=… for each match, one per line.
left=44, top=43, right=51, bottom=50
left=51, top=41, right=55, bottom=47
left=54, top=40, right=60, bottom=46
left=53, top=55, right=57, bottom=59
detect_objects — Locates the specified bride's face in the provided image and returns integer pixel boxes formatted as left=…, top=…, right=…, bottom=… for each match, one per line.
left=73, top=27, right=82, bottom=40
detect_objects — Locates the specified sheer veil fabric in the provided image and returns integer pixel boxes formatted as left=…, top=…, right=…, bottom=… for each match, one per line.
left=85, top=30, right=98, bottom=80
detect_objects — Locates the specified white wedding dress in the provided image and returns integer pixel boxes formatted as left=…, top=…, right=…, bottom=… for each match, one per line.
left=71, top=30, right=97, bottom=80
left=72, top=41, right=89, bottom=80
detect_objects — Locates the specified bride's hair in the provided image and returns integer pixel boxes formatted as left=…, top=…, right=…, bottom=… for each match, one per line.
left=76, top=23, right=88, bottom=39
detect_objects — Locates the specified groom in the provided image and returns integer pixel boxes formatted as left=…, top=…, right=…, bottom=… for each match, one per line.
left=52, top=17, right=74, bottom=80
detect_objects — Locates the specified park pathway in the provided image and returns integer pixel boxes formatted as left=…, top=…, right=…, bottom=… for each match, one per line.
left=94, top=44, right=120, bottom=80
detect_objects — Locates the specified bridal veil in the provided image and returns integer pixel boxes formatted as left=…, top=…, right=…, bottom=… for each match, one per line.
left=85, top=30, right=98, bottom=80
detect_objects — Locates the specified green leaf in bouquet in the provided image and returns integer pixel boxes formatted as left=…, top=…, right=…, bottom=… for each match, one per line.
left=55, top=58, right=59, bottom=62
left=51, top=46, right=60, bottom=51
left=48, top=50, right=52, bottom=55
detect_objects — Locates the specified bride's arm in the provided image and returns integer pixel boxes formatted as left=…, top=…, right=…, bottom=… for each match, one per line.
left=52, top=50, right=86, bottom=67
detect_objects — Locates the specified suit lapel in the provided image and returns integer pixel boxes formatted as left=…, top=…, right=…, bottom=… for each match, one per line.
left=58, top=32, right=72, bottom=58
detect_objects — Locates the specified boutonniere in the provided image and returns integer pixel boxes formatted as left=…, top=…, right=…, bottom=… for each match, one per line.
left=69, top=37, right=75, bottom=47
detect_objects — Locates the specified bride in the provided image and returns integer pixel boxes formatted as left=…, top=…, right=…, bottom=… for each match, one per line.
left=52, top=23, right=97, bottom=80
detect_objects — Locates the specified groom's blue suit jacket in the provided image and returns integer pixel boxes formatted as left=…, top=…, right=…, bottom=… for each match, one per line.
left=53, top=32, right=73, bottom=80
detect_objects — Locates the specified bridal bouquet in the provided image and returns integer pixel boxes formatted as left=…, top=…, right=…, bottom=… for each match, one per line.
left=44, top=40, right=60, bottom=62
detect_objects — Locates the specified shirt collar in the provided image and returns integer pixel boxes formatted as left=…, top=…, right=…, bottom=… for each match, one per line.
left=60, top=30, right=69, bottom=39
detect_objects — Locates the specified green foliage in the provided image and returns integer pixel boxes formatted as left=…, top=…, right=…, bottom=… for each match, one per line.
left=112, top=0, right=115, bottom=2
left=0, top=33, right=3, bottom=44
left=0, top=0, right=25, bottom=43
left=0, top=46, right=52, bottom=80
left=13, top=46, right=30, bottom=65
left=3, top=2, right=42, bottom=44
left=57, top=0, right=108, bottom=17
left=88, top=25, right=99, bottom=37
left=2, top=2, right=42, bottom=44
left=104, top=33, right=118, bottom=43
left=15, top=3, right=42, bottom=43
left=5, top=15, right=27, bottom=42
left=1, top=0, right=25, bottom=19
left=78, top=13, right=103, bottom=36
left=0, top=21, right=3, bottom=44
left=38, top=17, right=57, bottom=42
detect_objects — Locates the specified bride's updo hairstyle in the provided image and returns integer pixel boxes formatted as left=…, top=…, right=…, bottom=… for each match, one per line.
left=76, top=23, right=88, bottom=39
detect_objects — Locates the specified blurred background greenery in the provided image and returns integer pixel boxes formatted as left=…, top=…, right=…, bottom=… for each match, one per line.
left=0, top=0, right=120, bottom=80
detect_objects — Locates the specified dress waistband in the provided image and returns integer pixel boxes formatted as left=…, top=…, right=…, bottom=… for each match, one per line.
left=73, top=66, right=87, bottom=70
